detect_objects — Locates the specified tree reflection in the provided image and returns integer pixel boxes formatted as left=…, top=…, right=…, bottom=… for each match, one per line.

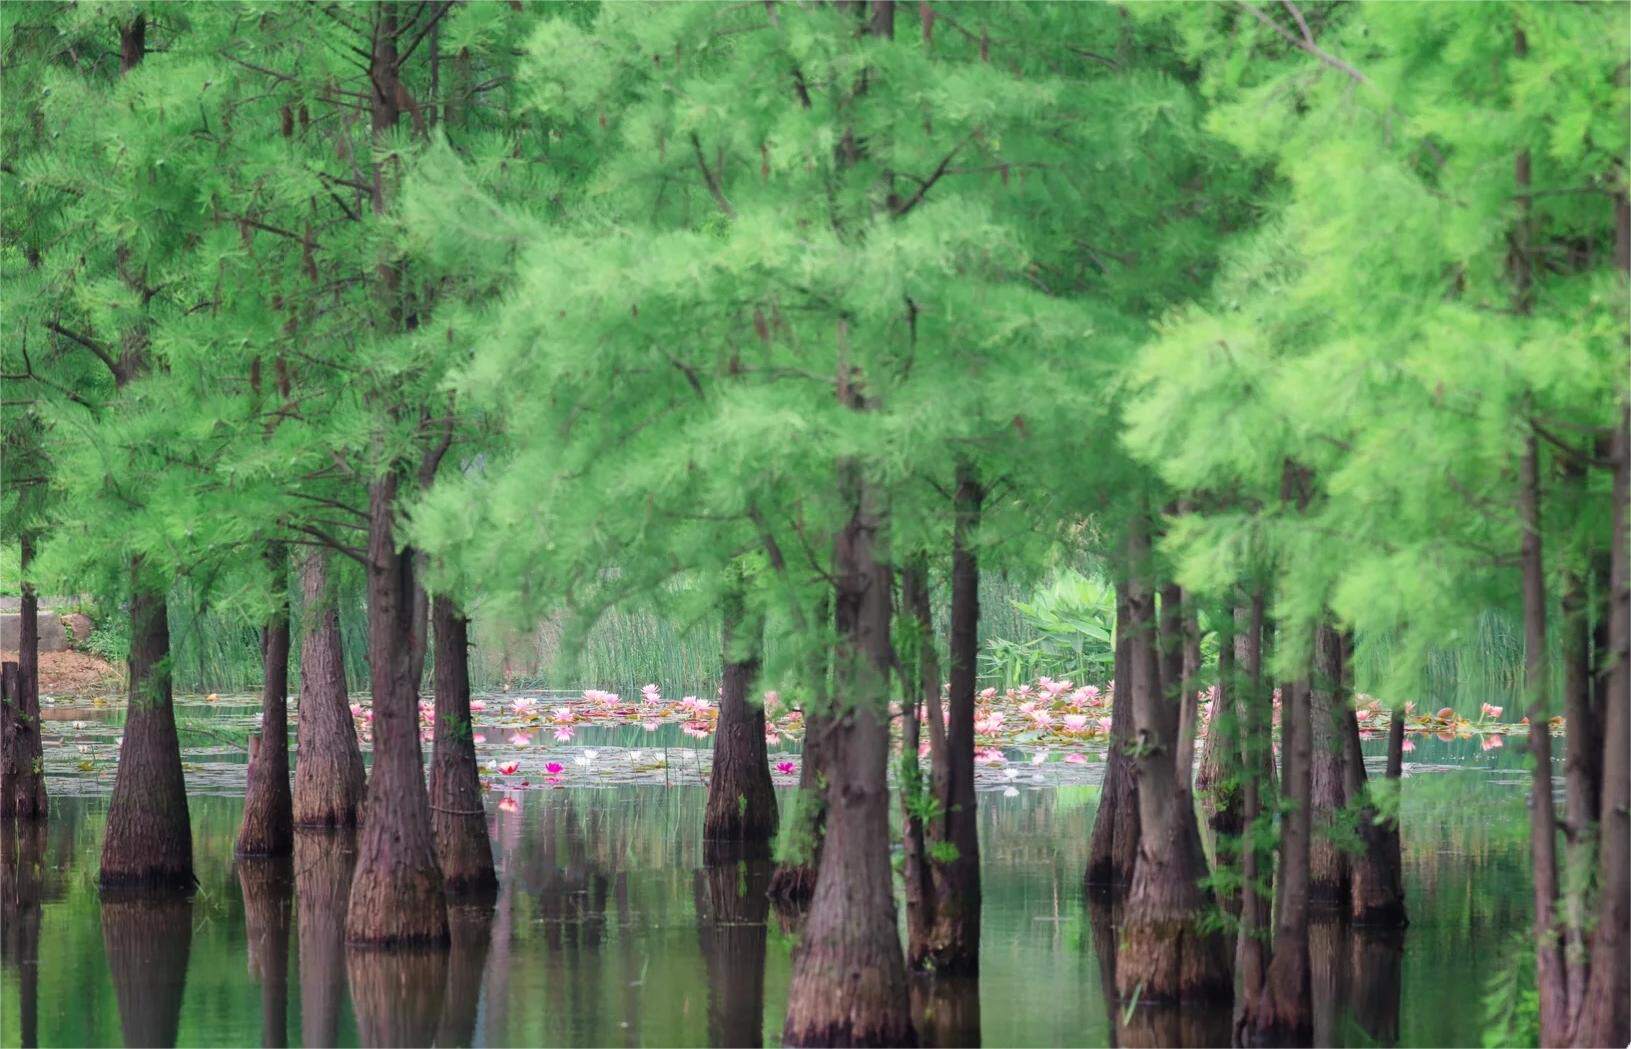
left=694, top=843, right=772, bottom=1048
left=294, top=830, right=356, bottom=1048
left=100, top=891, right=194, bottom=1048
left=1, top=822, right=49, bottom=1049
left=346, top=947, right=448, bottom=1047
left=237, top=856, right=293, bottom=1047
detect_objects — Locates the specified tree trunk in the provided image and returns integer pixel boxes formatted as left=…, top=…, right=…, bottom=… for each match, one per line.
left=1, top=536, right=47, bottom=820
left=102, top=894, right=194, bottom=1047
left=1308, top=624, right=1349, bottom=905
left=706, top=570, right=778, bottom=846
left=1243, top=669, right=1313, bottom=1045
left=1175, top=587, right=1203, bottom=793
left=900, top=560, right=936, bottom=970
left=697, top=848, right=773, bottom=1048
left=1198, top=607, right=1241, bottom=913
left=1559, top=476, right=1599, bottom=1016
left=1520, top=434, right=1570, bottom=1044
left=1569, top=403, right=1629, bottom=1048
left=293, top=551, right=365, bottom=827
left=920, top=464, right=982, bottom=975
left=429, top=595, right=497, bottom=896
left=237, top=857, right=293, bottom=1048
left=781, top=463, right=914, bottom=1046
left=1086, top=582, right=1139, bottom=891
left=295, top=830, right=356, bottom=1048
left=239, top=549, right=294, bottom=857
left=345, top=474, right=449, bottom=946
left=1235, top=589, right=1271, bottom=1010
left=1115, top=521, right=1230, bottom=1005
left=100, top=561, right=193, bottom=891
left=770, top=598, right=829, bottom=906
left=1338, top=633, right=1406, bottom=928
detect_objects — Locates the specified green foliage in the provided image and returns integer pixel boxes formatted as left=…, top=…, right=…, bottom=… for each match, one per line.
left=1482, top=931, right=1542, bottom=1048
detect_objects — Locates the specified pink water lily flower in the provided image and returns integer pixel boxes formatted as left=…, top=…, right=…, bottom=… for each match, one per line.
left=512, top=697, right=536, bottom=713
left=1481, top=733, right=1504, bottom=751
left=545, top=762, right=564, bottom=775
left=498, top=761, right=520, bottom=776
left=775, top=760, right=797, bottom=776
left=473, top=733, right=486, bottom=744
left=469, top=700, right=487, bottom=713
left=1401, top=737, right=1416, bottom=753
left=509, top=732, right=531, bottom=748
left=1096, top=716, right=1113, bottom=734
left=553, top=706, right=575, bottom=723
left=497, top=796, right=520, bottom=813
left=1062, top=714, right=1089, bottom=733
left=554, top=726, right=575, bottom=742
left=1030, top=710, right=1054, bottom=728
left=1065, top=753, right=1087, bottom=765
left=350, top=703, right=364, bottom=718
left=979, top=687, right=998, bottom=701
left=1480, top=703, right=1503, bottom=720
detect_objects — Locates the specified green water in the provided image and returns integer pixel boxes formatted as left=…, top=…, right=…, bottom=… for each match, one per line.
left=0, top=721, right=1532, bottom=1047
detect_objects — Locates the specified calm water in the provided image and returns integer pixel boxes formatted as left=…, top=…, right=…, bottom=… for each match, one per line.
left=0, top=705, right=1533, bottom=1047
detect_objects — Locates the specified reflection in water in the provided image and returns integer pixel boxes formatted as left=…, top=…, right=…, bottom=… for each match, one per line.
left=438, top=900, right=496, bottom=1048
left=694, top=845, right=772, bottom=1048
left=911, top=975, right=982, bottom=1048
left=2, top=822, right=48, bottom=1049
left=346, top=948, right=448, bottom=1047
left=295, top=830, right=357, bottom=1048
left=7, top=763, right=1534, bottom=1047
left=238, top=857, right=294, bottom=1048
left=1085, top=892, right=1121, bottom=1049
left=101, top=891, right=194, bottom=1048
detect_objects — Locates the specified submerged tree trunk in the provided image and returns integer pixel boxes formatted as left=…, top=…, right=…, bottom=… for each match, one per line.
left=1308, top=625, right=1348, bottom=905
left=705, top=570, right=777, bottom=846
left=429, top=596, right=497, bottom=896
left=1569, top=403, right=1629, bottom=1048
left=1115, top=521, right=1230, bottom=1005
left=1243, top=669, right=1313, bottom=1045
left=1086, top=582, right=1139, bottom=891
left=1, top=536, right=47, bottom=821
left=781, top=462, right=914, bottom=1046
left=293, top=551, right=365, bottom=828
left=919, top=464, right=982, bottom=975
left=100, top=561, right=193, bottom=891
left=345, top=474, right=449, bottom=946
left=239, top=549, right=294, bottom=857
left=1235, top=589, right=1271, bottom=1009
left=1338, top=633, right=1406, bottom=928
left=237, top=858, right=293, bottom=1049
left=295, top=830, right=357, bottom=1048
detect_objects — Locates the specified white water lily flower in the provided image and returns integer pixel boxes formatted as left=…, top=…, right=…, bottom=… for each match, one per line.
left=582, top=749, right=598, bottom=762
left=629, top=750, right=644, bottom=763
left=573, top=753, right=591, bottom=766
left=72, top=720, right=85, bottom=731
left=1030, top=749, right=1048, bottom=766
left=1002, top=768, right=1019, bottom=781
left=1002, top=786, right=1020, bottom=798
left=485, top=760, right=498, bottom=772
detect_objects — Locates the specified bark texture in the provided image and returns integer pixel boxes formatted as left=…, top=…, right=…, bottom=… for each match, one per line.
left=781, top=462, right=914, bottom=1046
left=345, top=474, right=449, bottom=946
left=293, top=551, right=365, bottom=828
left=100, top=566, right=193, bottom=891
left=0, top=537, right=46, bottom=820
left=429, top=596, right=497, bottom=896
left=1235, top=590, right=1271, bottom=1009
left=1337, top=632, right=1406, bottom=928
left=705, top=573, right=777, bottom=846
left=1086, top=583, right=1139, bottom=891
left=1242, top=673, right=1313, bottom=1045
left=239, top=552, right=294, bottom=857
left=1115, top=525, right=1230, bottom=1006
left=1307, top=625, right=1348, bottom=905
left=1569, top=403, right=1629, bottom=1048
